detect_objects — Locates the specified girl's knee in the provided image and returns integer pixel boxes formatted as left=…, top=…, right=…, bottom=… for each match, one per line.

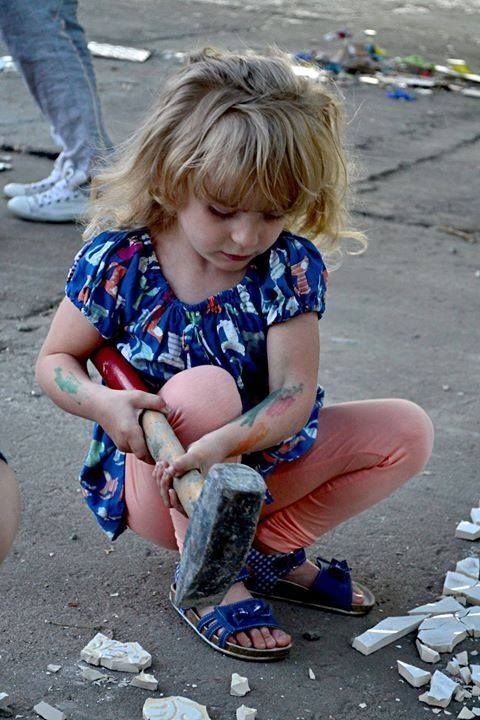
left=392, top=399, right=434, bottom=470
left=0, top=461, right=20, bottom=564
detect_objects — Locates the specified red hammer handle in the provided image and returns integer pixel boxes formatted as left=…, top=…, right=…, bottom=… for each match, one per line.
left=91, top=346, right=203, bottom=516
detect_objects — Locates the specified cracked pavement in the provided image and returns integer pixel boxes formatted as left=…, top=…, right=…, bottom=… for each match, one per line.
left=0, top=1, right=479, bottom=718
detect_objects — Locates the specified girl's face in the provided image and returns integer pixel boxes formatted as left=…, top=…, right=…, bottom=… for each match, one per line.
left=174, top=188, right=286, bottom=273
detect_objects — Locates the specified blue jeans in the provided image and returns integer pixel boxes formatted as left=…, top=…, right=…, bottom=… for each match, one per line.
left=0, top=0, right=111, bottom=175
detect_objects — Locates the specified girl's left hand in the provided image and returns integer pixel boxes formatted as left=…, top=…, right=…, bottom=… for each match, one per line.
left=154, top=434, right=230, bottom=510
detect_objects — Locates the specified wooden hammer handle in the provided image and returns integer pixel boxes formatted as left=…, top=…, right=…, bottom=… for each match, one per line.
left=91, top=346, right=203, bottom=516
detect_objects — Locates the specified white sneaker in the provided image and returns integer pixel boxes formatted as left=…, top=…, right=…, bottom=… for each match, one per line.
left=3, top=159, right=63, bottom=198
left=7, top=170, right=89, bottom=222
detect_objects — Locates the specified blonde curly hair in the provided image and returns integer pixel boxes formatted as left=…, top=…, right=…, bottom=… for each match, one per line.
left=84, top=47, right=364, bottom=253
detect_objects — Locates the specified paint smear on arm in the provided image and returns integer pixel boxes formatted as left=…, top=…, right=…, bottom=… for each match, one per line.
left=54, top=367, right=85, bottom=406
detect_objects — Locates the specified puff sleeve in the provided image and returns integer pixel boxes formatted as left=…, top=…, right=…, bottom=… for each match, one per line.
left=260, top=232, right=328, bottom=326
left=65, top=230, right=144, bottom=339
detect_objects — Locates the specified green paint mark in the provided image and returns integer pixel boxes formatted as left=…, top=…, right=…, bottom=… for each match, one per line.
left=238, top=384, right=304, bottom=428
left=54, top=368, right=83, bottom=405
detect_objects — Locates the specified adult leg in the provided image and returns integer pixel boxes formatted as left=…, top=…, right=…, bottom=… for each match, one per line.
left=0, top=455, right=21, bottom=564
left=0, top=0, right=110, bottom=175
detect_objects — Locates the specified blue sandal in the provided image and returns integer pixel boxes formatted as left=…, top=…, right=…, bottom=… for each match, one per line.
left=169, top=585, right=291, bottom=661
left=245, top=548, right=375, bottom=616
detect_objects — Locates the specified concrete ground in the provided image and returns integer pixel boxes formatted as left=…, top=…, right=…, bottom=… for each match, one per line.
left=0, top=1, right=479, bottom=718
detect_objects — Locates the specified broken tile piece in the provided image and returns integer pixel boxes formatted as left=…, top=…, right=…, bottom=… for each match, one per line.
left=143, top=697, right=211, bottom=720
left=236, top=706, right=257, bottom=720
left=230, top=673, right=251, bottom=697
left=471, top=510, right=480, bottom=525
left=417, top=614, right=467, bottom=653
left=456, top=650, right=469, bottom=665
left=443, top=572, right=478, bottom=597
left=418, top=671, right=458, bottom=708
left=130, top=671, right=158, bottom=691
left=446, top=659, right=461, bottom=676
left=80, top=632, right=151, bottom=672
left=352, top=615, right=426, bottom=656
left=397, top=660, right=431, bottom=687
left=0, top=694, right=10, bottom=709
left=455, top=522, right=480, bottom=541
left=456, top=558, right=480, bottom=580
left=46, top=665, right=61, bottom=673
left=473, top=710, right=480, bottom=718
left=459, top=606, right=480, bottom=637
left=460, top=666, right=472, bottom=684
left=308, top=668, right=316, bottom=680
left=474, top=687, right=480, bottom=697
left=33, top=702, right=66, bottom=720
left=409, top=598, right=465, bottom=616
left=458, top=709, right=475, bottom=720
left=79, top=666, right=109, bottom=682
left=416, top=639, right=441, bottom=664
left=455, top=687, right=467, bottom=702
left=470, top=665, right=480, bottom=686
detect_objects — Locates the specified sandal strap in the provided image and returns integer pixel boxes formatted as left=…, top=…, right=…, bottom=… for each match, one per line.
left=311, top=556, right=353, bottom=609
left=246, top=547, right=306, bottom=592
left=196, top=598, right=280, bottom=648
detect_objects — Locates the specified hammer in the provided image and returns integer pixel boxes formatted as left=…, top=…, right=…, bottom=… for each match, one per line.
left=91, top=347, right=266, bottom=608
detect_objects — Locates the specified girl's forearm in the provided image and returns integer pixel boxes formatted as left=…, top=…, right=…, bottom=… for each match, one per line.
left=209, top=383, right=313, bottom=458
left=35, top=353, right=110, bottom=423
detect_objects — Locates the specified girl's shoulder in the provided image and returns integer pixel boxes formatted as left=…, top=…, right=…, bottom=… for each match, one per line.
left=269, top=230, right=326, bottom=267
left=67, top=227, right=152, bottom=282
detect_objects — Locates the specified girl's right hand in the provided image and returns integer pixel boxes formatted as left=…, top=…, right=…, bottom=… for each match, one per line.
left=95, top=388, right=169, bottom=463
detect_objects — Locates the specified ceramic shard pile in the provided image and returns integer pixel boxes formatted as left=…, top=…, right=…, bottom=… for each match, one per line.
left=353, top=506, right=480, bottom=715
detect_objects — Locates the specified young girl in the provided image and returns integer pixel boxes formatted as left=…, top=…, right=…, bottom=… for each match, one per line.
left=36, top=48, right=434, bottom=662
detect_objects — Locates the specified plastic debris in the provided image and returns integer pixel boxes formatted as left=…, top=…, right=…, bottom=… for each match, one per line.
left=87, top=41, right=151, bottom=63
left=130, top=671, right=158, bottom=691
left=143, top=697, right=211, bottom=720
left=33, top=702, right=66, bottom=720
left=397, top=660, right=431, bottom=687
left=236, top=706, right=257, bottom=720
left=80, top=632, right=152, bottom=672
left=418, top=670, right=458, bottom=708
left=230, top=673, right=251, bottom=697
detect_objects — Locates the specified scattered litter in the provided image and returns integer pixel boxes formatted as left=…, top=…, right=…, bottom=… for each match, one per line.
left=416, top=639, right=441, bottom=664
left=33, top=702, right=66, bottom=720
left=308, top=668, right=316, bottom=680
left=352, top=615, right=426, bottom=655
left=143, top=697, right=210, bottom=720
left=88, top=41, right=151, bottom=63
left=46, top=665, right=61, bottom=673
left=230, top=673, right=251, bottom=697
left=455, top=523, right=480, bottom=541
left=418, top=670, right=458, bottom=708
left=80, top=632, right=151, bottom=672
left=397, top=660, right=431, bottom=687
left=236, top=706, right=257, bottom=720
left=130, top=671, right=158, bottom=691
left=456, top=559, right=480, bottom=581
left=417, top=614, right=467, bottom=653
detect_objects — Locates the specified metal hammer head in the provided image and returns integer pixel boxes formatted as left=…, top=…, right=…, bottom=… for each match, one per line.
left=174, top=463, right=266, bottom=608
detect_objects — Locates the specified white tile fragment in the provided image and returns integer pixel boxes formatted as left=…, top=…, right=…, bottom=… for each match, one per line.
left=432, top=711, right=442, bottom=716
left=352, top=615, right=426, bottom=655
left=46, top=665, right=61, bottom=673
left=472, top=710, right=480, bottom=718
left=454, top=687, right=467, bottom=702
left=455, top=522, right=480, bottom=541
left=470, top=665, right=480, bottom=686
left=456, top=558, right=480, bottom=580
left=143, top=697, right=211, bottom=720
left=443, top=572, right=478, bottom=597
left=457, top=710, right=475, bottom=720
left=33, top=702, right=66, bottom=720
left=308, top=668, right=316, bottom=680
left=79, top=666, right=109, bottom=682
left=359, top=703, right=367, bottom=709
left=465, top=588, right=480, bottom=605
left=456, top=651, right=469, bottom=666
left=80, top=632, right=151, bottom=672
left=459, top=607, right=480, bottom=637
left=0, top=694, right=10, bottom=709
left=446, top=659, right=461, bottom=676
left=236, top=706, right=257, bottom=720
left=418, top=671, right=458, bottom=708
left=409, top=598, right=466, bottom=616
left=397, top=660, right=431, bottom=687
left=230, top=673, right=251, bottom=697
left=473, top=687, right=480, bottom=697
left=130, top=671, right=158, bottom=691
left=417, top=615, right=468, bottom=653
left=460, top=666, right=472, bottom=685
left=416, top=639, right=441, bottom=664
left=471, top=510, right=480, bottom=525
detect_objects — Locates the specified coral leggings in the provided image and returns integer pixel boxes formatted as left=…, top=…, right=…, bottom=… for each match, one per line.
left=125, top=366, right=434, bottom=553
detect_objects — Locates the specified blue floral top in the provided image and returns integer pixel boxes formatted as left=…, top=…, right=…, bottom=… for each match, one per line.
left=65, top=228, right=328, bottom=539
